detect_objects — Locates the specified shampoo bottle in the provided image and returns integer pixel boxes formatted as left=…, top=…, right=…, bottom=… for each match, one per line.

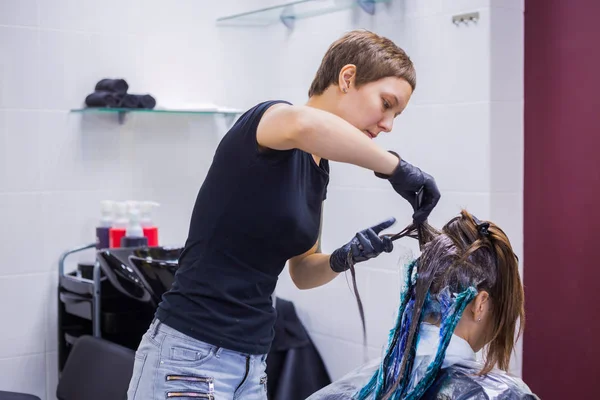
left=140, top=201, right=160, bottom=247
left=109, top=202, right=128, bottom=248
left=96, top=200, right=114, bottom=249
left=121, top=207, right=148, bottom=248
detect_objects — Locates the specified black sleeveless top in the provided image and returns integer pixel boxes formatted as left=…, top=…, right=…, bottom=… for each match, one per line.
left=156, top=100, right=330, bottom=354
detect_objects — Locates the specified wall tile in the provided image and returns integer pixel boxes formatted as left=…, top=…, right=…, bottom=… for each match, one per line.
left=135, top=0, right=210, bottom=35
left=0, top=110, right=41, bottom=192
left=490, top=101, right=523, bottom=193
left=0, top=0, right=38, bottom=27
left=46, top=351, right=58, bottom=400
left=39, top=0, right=139, bottom=34
left=399, top=0, right=443, bottom=18
left=0, top=274, right=47, bottom=358
left=82, top=0, right=142, bottom=35
left=490, top=0, right=524, bottom=10
left=38, top=111, right=132, bottom=192
left=310, top=332, right=371, bottom=381
left=491, top=7, right=524, bottom=102
left=0, top=193, right=45, bottom=275
left=0, top=353, right=46, bottom=399
left=38, top=31, right=93, bottom=110
left=0, top=27, right=39, bottom=109
left=442, top=0, right=524, bottom=11
left=439, top=8, right=491, bottom=104
left=396, top=15, right=446, bottom=106
left=381, top=102, right=492, bottom=194
left=429, top=190, right=492, bottom=227
left=45, top=274, right=59, bottom=354
left=511, top=335, right=523, bottom=377
left=39, top=0, right=92, bottom=31
left=285, top=268, right=370, bottom=344
left=490, top=191, right=523, bottom=263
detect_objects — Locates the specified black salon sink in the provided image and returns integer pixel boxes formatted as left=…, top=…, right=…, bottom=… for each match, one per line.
left=96, top=246, right=183, bottom=307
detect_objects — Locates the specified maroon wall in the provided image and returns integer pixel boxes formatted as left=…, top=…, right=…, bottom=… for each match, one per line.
left=524, top=0, right=600, bottom=398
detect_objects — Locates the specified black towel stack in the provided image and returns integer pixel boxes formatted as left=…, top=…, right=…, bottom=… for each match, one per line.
left=84, top=78, right=157, bottom=109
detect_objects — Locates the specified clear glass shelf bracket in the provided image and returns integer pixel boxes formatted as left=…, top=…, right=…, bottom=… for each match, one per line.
left=216, top=0, right=390, bottom=29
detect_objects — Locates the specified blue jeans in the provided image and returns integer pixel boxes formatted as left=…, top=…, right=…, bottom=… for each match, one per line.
left=127, top=318, right=268, bottom=400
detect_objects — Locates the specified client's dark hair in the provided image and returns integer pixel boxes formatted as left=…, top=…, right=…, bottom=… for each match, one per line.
left=353, top=210, right=524, bottom=400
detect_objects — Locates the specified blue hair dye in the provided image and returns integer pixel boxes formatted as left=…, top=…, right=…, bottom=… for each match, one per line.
left=354, top=258, right=478, bottom=400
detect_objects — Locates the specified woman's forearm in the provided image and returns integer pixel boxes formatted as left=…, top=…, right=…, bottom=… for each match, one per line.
left=257, top=104, right=399, bottom=175
left=289, top=253, right=339, bottom=290
left=293, top=106, right=399, bottom=175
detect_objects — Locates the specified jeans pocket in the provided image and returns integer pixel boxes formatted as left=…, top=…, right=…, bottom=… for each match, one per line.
left=160, top=335, right=215, bottom=368
left=159, top=338, right=217, bottom=398
left=164, top=374, right=215, bottom=399
left=165, top=391, right=214, bottom=399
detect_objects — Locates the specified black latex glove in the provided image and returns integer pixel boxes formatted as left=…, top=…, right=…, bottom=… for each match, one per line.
left=329, top=218, right=396, bottom=273
left=375, top=151, right=441, bottom=224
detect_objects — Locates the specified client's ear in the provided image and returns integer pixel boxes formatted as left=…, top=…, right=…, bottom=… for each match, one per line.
left=472, top=291, right=490, bottom=322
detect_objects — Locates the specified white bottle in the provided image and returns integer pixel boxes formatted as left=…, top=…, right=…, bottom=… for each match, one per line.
left=113, top=202, right=129, bottom=229
left=125, top=200, right=140, bottom=215
left=121, top=208, right=148, bottom=248
left=100, top=200, right=114, bottom=227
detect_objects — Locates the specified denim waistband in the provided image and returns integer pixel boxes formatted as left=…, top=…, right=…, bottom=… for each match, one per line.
left=151, top=317, right=267, bottom=362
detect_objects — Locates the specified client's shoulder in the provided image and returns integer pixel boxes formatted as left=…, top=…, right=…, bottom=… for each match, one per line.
left=423, top=366, right=539, bottom=400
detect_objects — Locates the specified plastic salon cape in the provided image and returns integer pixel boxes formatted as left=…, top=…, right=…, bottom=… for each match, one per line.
left=307, top=324, right=539, bottom=400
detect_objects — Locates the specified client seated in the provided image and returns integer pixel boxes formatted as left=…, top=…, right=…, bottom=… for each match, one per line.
left=308, top=210, right=538, bottom=400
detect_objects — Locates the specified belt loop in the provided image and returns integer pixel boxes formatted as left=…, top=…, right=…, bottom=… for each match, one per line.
left=214, top=347, right=223, bottom=358
left=150, top=318, right=161, bottom=339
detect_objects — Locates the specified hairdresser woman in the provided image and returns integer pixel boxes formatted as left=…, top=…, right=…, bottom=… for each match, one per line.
left=127, top=30, right=441, bottom=400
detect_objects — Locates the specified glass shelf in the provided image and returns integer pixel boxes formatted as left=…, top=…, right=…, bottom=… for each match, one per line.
left=70, top=108, right=243, bottom=116
left=70, top=107, right=244, bottom=124
left=216, top=0, right=391, bottom=28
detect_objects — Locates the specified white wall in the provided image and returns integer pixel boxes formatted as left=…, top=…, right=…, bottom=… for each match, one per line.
left=0, top=0, right=523, bottom=398
left=0, top=1, right=265, bottom=398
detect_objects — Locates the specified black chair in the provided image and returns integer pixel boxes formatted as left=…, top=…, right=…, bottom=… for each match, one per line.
left=56, top=335, right=135, bottom=400
left=0, top=391, right=40, bottom=400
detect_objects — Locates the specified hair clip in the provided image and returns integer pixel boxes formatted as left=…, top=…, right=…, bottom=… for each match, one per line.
left=472, top=215, right=490, bottom=236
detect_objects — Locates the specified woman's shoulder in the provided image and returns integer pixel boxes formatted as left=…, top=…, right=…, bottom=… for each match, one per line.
left=227, top=100, right=293, bottom=137
left=243, top=99, right=293, bottom=116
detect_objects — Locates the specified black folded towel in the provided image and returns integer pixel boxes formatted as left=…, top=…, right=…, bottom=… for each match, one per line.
left=119, top=94, right=139, bottom=108
left=121, top=94, right=156, bottom=109
left=95, top=78, right=129, bottom=94
left=137, top=94, right=156, bottom=109
left=85, top=91, right=121, bottom=108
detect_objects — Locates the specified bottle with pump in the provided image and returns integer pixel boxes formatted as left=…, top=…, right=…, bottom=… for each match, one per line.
left=109, top=201, right=128, bottom=248
left=140, top=201, right=160, bottom=247
left=96, top=200, right=114, bottom=249
left=120, top=207, right=148, bottom=248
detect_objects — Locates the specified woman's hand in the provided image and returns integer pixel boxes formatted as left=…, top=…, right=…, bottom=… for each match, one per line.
left=375, top=151, right=441, bottom=224
left=329, top=218, right=396, bottom=273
